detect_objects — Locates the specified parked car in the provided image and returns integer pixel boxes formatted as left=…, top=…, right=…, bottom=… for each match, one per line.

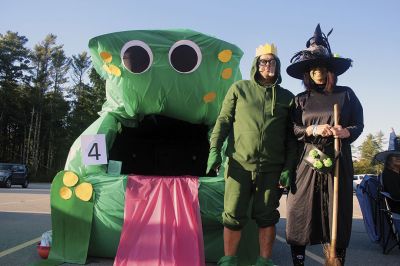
left=0, top=163, right=29, bottom=188
left=353, top=174, right=377, bottom=191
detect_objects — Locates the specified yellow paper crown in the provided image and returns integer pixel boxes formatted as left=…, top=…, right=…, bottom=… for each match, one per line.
left=255, top=43, right=278, bottom=57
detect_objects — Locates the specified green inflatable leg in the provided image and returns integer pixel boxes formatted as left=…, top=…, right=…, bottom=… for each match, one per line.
left=48, top=171, right=94, bottom=264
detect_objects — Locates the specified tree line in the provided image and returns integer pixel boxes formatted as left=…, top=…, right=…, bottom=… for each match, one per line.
left=0, top=31, right=105, bottom=180
left=353, top=131, right=388, bottom=175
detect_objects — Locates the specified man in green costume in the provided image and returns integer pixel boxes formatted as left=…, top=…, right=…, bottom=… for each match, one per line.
left=207, top=43, right=297, bottom=266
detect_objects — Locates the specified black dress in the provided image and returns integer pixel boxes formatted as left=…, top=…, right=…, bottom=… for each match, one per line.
left=286, top=86, right=364, bottom=248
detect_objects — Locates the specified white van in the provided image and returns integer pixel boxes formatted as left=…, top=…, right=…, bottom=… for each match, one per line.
left=353, top=174, right=378, bottom=191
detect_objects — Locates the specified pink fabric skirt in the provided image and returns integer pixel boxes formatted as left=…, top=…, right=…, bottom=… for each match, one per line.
left=114, top=175, right=205, bottom=266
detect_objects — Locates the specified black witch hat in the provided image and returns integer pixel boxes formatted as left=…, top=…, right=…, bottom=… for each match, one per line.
left=286, top=24, right=352, bottom=80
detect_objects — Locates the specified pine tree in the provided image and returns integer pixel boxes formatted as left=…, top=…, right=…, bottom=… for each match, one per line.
left=0, top=31, right=31, bottom=162
left=354, top=131, right=385, bottom=174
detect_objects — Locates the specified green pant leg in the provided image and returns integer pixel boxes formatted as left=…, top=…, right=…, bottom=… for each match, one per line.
left=252, top=171, right=282, bottom=228
left=222, top=164, right=253, bottom=230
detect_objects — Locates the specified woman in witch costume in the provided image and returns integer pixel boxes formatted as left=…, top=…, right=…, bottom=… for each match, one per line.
left=285, top=24, right=364, bottom=265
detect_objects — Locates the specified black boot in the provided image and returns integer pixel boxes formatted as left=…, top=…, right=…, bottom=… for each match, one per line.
left=291, top=245, right=305, bottom=266
left=335, top=248, right=346, bottom=265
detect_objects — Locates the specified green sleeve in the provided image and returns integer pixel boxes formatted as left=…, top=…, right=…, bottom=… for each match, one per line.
left=209, top=84, right=237, bottom=151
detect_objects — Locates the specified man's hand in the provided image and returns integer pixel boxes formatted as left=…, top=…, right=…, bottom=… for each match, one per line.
left=206, top=147, right=222, bottom=175
left=279, top=169, right=291, bottom=189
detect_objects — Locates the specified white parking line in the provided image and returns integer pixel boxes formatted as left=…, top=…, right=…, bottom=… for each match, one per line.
left=0, top=210, right=50, bottom=214
left=276, top=235, right=324, bottom=264
left=0, top=237, right=41, bottom=258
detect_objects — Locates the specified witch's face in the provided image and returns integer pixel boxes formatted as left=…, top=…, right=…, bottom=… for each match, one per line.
left=309, top=66, right=327, bottom=85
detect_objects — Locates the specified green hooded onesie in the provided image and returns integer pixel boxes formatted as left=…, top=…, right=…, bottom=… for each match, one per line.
left=209, top=54, right=297, bottom=229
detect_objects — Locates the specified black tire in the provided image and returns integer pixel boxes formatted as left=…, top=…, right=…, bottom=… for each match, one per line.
left=5, top=179, right=12, bottom=188
left=22, top=179, right=29, bottom=188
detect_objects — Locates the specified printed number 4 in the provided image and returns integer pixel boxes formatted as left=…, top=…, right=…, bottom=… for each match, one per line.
left=88, top=143, right=101, bottom=160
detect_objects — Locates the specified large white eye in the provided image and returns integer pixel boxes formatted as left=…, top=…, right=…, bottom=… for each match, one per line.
left=121, top=40, right=153, bottom=74
left=169, top=40, right=202, bottom=73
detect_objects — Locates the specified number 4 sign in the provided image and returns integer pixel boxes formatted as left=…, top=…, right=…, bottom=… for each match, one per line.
left=81, top=134, right=108, bottom=165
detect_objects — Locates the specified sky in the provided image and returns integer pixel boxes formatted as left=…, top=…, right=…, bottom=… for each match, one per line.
left=1, top=0, right=399, bottom=150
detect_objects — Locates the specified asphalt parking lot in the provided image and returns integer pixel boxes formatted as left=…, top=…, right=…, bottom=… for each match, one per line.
left=0, top=183, right=399, bottom=265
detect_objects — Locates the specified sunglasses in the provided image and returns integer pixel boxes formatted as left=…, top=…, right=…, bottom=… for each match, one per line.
left=258, top=58, right=276, bottom=67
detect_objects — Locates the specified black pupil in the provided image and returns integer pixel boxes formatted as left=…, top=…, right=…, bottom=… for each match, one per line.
left=170, top=45, right=198, bottom=72
left=123, top=46, right=150, bottom=73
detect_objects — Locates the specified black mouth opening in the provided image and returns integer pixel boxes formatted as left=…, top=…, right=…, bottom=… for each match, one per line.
left=108, top=115, right=210, bottom=176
